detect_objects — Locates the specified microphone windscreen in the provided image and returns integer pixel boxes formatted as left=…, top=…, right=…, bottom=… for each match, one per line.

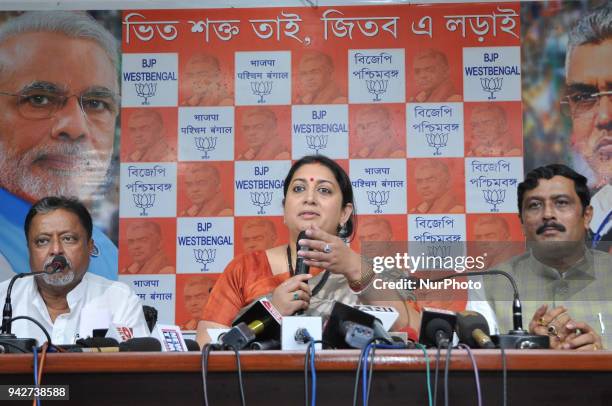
left=119, top=337, right=161, bottom=352
left=184, top=339, right=200, bottom=351
left=425, top=318, right=453, bottom=341
left=52, top=255, right=68, bottom=267
left=418, top=307, right=457, bottom=347
left=46, top=255, right=68, bottom=273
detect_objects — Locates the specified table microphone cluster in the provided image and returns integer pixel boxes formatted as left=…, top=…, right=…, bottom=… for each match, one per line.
left=63, top=337, right=163, bottom=352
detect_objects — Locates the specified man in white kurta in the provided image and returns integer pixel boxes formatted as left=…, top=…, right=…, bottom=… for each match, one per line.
left=0, top=196, right=148, bottom=345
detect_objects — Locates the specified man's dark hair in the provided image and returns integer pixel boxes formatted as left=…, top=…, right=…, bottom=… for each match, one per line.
left=24, top=196, right=93, bottom=241
left=283, top=155, right=356, bottom=241
left=517, top=164, right=591, bottom=218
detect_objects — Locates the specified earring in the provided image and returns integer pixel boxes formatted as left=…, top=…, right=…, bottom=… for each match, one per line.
left=338, top=223, right=348, bottom=238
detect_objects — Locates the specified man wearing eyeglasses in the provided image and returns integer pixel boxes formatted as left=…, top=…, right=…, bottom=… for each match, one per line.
left=0, top=12, right=119, bottom=281
left=563, top=5, right=612, bottom=251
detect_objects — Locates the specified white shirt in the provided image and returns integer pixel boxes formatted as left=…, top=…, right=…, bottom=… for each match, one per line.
left=465, top=274, right=500, bottom=335
left=0, top=272, right=149, bottom=345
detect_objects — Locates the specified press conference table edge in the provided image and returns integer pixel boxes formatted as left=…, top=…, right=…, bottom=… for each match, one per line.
left=2, top=349, right=611, bottom=374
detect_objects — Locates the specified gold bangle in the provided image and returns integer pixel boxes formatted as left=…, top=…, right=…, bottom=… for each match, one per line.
left=349, top=266, right=375, bottom=291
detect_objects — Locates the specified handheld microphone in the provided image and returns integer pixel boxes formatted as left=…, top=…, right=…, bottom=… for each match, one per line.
left=456, top=310, right=495, bottom=349
left=295, top=230, right=310, bottom=276
left=293, top=231, right=310, bottom=316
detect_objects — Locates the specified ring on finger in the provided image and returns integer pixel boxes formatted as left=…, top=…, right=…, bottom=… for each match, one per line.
left=538, top=317, right=547, bottom=327
left=323, top=243, right=332, bottom=254
left=547, top=325, right=559, bottom=336
left=292, top=292, right=299, bottom=301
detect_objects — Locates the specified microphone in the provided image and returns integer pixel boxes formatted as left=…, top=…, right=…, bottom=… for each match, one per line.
left=1, top=255, right=68, bottom=341
left=293, top=231, right=310, bottom=316
left=45, top=255, right=68, bottom=274
left=341, top=321, right=374, bottom=349
left=323, top=301, right=396, bottom=349
left=119, top=337, right=162, bottom=352
left=66, top=337, right=162, bottom=352
left=430, top=270, right=524, bottom=332
left=418, top=307, right=456, bottom=348
left=69, top=337, right=121, bottom=352
left=249, top=339, right=281, bottom=350
left=428, top=271, right=549, bottom=349
left=184, top=339, right=201, bottom=351
left=221, top=298, right=282, bottom=350
left=456, top=310, right=495, bottom=349
left=295, top=230, right=310, bottom=276
left=352, top=304, right=399, bottom=331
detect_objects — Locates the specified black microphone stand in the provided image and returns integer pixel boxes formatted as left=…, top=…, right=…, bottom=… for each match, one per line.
left=0, top=259, right=64, bottom=353
left=430, top=270, right=549, bottom=349
left=0, top=271, right=40, bottom=353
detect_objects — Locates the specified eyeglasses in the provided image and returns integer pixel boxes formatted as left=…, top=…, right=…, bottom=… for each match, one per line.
left=0, top=90, right=119, bottom=123
left=560, top=90, right=612, bottom=118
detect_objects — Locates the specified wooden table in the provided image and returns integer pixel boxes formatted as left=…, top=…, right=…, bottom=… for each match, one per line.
left=1, top=350, right=611, bottom=405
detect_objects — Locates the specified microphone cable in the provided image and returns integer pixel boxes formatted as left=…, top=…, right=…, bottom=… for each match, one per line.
left=10, top=316, right=53, bottom=347
left=305, top=340, right=323, bottom=406
left=201, top=343, right=246, bottom=406
left=433, top=342, right=442, bottom=406
left=443, top=340, right=452, bottom=406
left=31, top=342, right=49, bottom=406
left=414, top=343, right=433, bottom=406
left=300, top=328, right=330, bottom=406
left=500, top=346, right=507, bottom=406
left=32, top=345, right=40, bottom=406
left=365, top=341, right=407, bottom=406
left=227, top=344, right=246, bottom=406
left=363, top=341, right=375, bottom=406
left=352, top=336, right=399, bottom=406
left=456, top=344, right=482, bottom=406
left=353, top=338, right=375, bottom=406
left=306, top=341, right=316, bottom=406
left=201, top=343, right=215, bottom=406
left=301, top=329, right=313, bottom=406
